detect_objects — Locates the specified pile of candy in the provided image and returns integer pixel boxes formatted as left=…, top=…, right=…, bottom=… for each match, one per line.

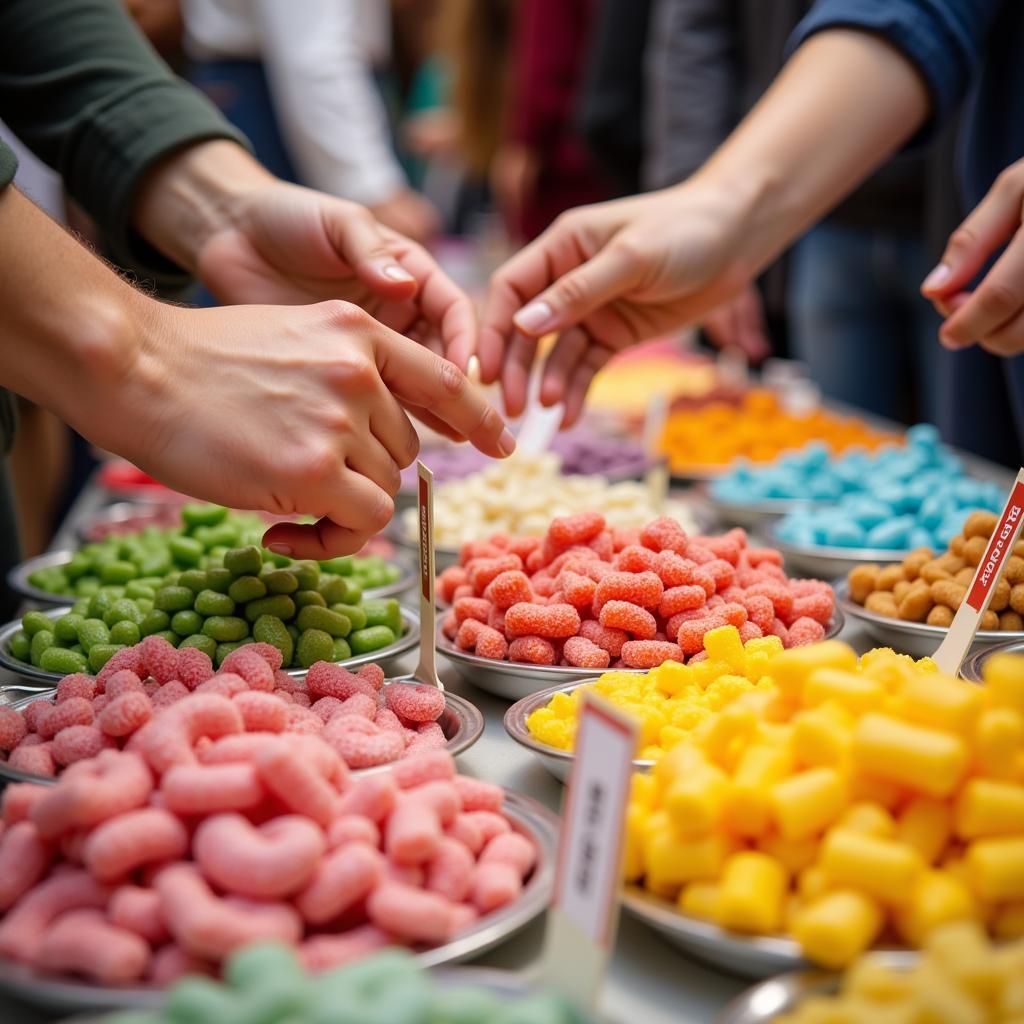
left=403, top=455, right=698, bottom=549
left=771, top=427, right=1005, bottom=551
left=104, top=946, right=590, bottom=1024
left=848, top=511, right=1024, bottom=631
left=0, top=637, right=449, bottom=777
left=26, top=503, right=403, bottom=600
left=659, top=390, right=896, bottom=473
left=401, top=430, right=648, bottom=489
left=439, top=514, right=835, bottom=669
left=9, top=545, right=405, bottom=675
left=526, top=626, right=934, bottom=760
left=626, top=643, right=1024, bottom=966
left=773, top=921, right=1024, bottom=1023
left=0, top=689, right=535, bottom=984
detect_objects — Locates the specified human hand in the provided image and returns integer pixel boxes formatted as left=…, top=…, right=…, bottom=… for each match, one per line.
left=479, top=184, right=750, bottom=424
left=700, top=285, right=771, bottom=362
left=922, top=159, right=1024, bottom=356
left=489, top=143, right=539, bottom=238
left=370, top=188, right=441, bottom=245
left=99, top=297, right=513, bottom=558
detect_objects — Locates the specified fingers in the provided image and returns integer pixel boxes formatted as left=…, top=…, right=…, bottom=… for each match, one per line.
left=263, top=517, right=373, bottom=560
left=401, top=403, right=464, bottom=442
left=345, top=439, right=402, bottom=496
left=978, top=306, right=1024, bottom=356
left=560, top=342, right=616, bottom=429
left=939, top=228, right=1024, bottom=348
left=923, top=166, right=1024, bottom=299
left=373, top=329, right=515, bottom=458
left=539, top=327, right=588, bottom=408
left=501, top=330, right=543, bottom=419
left=323, top=201, right=420, bottom=297
left=366, top=390, right=420, bottom=469
left=735, top=287, right=772, bottom=362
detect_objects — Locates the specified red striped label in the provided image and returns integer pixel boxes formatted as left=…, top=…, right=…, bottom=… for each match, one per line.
left=967, top=481, right=1024, bottom=611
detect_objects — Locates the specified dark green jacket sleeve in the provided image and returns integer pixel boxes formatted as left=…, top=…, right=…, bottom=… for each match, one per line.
left=0, top=139, right=16, bottom=190
left=0, top=0, right=248, bottom=290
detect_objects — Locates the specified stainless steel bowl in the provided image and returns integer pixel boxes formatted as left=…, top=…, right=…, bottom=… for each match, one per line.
left=717, top=952, right=917, bottom=1023
left=0, top=790, right=558, bottom=1014
left=386, top=520, right=460, bottom=573
left=503, top=680, right=650, bottom=783
left=0, top=607, right=420, bottom=687
left=836, top=580, right=1024, bottom=661
left=698, top=485, right=819, bottom=533
left=769, top=527, right=908, bottom=581
left=956, top=635, right=1024, bottom=683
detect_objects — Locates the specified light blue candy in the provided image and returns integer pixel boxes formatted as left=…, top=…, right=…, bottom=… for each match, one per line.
left=823, top=519, right=866, bottom=547
left=867, top=516, right=915, bottom=549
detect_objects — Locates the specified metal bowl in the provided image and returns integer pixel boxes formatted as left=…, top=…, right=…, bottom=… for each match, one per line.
left=385, top=520, right=460, bottom=573
left=836, top=580, right=1024, bottom=660
left=621, top=888, right=807, bottom=980
left=503, top=680, right=650, bottom=783
left=9, top=549, right=417, bottom=608
left=717, top=952, right=918, bottom=1024
left=698, top=485, right=819, bottom=533
left=0, top=606, right=420, bottom=687
left=0, top=790, right=558, bottom=1014
left=769, top=527, right=910, bottom=581
left=0, top=674, right=483, bottom=788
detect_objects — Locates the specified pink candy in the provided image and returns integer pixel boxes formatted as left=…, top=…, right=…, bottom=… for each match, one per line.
left=82, top=807, right=189, bottom=881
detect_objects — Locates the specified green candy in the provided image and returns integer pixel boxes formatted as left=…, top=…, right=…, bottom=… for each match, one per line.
left=361, top=598, right=402, bottom=635
left=63, top=552, right=92, bottom=581
left=39, top=646, right=88, bottom=675
left=318, top=555, right=353, bottom=576
left=76, top=618, right=111, bottom=652
left=54, top=613, right=84, bottom=645
left=252, top=615, right=294, bottom=667
left=296, top=628, right=333, bottom=668
left=140, top=609, right=171, bottom=637
left=88, top=643, right=125, bottom=673
left=74, top=576, right=101, bottom=597
left=224, top=545, right=263, bottom=577
left=170, top=609, right=203, bottom=637
left=178, top=633, right=217, bottom=659
left=103, top=598, right=144, bottom=628
left=244, top=594, right=296, bottom=623
left=262, top=569, right=298, bottom=595
left=293, top=589, right=327, bottom=610
left=286, top=623, right=300, bottom=646
left=109, top=620, right=141, bottom=647
left=29, top=629, right=54, bottom=666
left=291, top=560, right=320, bottom=591
left=339, top=577, right=363, bottom=604
left=124, top=581, right=156, bottom=602
left=296, top=605, right=350, bottom=638
left=225, top=942, right=305, bottom=992
left=178, top=568, right=209, bottom=594
left=87, top=591, right=113, bottom=619
left=153, top=630, right=179, bottom=646
left=9, top=631, right=30, bottom=663
left=180, top=502, right=228, bottom=529
left=205, top=566, right=233, bottom=593
left=165, top=977, right=237, bottom=1024
left=316, top=575, right=349, bottom=605
left=215, top=641, right=246, bottom=667
left=331, top=637, right=352, bottom=662
left=202, top=615, right=249, bottom=642
left=99, top=559, right=137, bottom=584
left=228, top=575, right=266, bottom=604
left=155, top=586, right=194, bottom=612
left=348, top=625, right=395, bottom=655
left=194, top=589, right=236, bottom=617
left=194, top=523, right=241, bottom=551
left=329, top=603, right=367, bottom=631
left=168, top=535, right=204, bottom=567
left=21, top=610, right=54, bottom=637
left=138, top=550, right=173, bottom=577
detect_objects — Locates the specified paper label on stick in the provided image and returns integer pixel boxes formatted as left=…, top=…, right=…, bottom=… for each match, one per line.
left=542, top=692, right=637, bottom=1007
left=417, top=463, right=434, bottom=603
left=967, top=480, right=1024, bottom=612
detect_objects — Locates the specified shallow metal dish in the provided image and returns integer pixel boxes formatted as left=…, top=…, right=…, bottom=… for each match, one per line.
left=0, top=790, right=558, bottom=1014
left=385, top=520, right=460, bottom=573
left=836, top=580, right=1023, bottom=661
left=698, top=485, right=819, bottom=533
left=9, top=549, right=416, bottom=608
left=0, top=607, right=420, bottom=687
left=504, top=680, right=650, bottom=783
left=0, top=673, right=482, bottom=788
left=717, top=952, right=917, bottom=1024
left=770, top=527, right=909, bottom=581
left=960, top=636, right=1024, bottom=683
left=621, top=888, right=807, bottom=980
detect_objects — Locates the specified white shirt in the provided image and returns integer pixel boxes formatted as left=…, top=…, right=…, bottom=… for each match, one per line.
left=183, top=0, right=406, bottom=205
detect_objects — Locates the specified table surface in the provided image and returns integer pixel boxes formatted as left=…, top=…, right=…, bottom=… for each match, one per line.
left=0, top=465, right=987, bottom=1024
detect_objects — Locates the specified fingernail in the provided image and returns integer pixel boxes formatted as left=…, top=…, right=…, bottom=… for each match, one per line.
left=382, top=263, right=415, bottom=282
left=498, top=428, right=516, bottom=456
left=922, top=264, right=950, bottom=290
left=514, top=301, right=554, bottom=334
left=268, top=543, right=293, bottom=556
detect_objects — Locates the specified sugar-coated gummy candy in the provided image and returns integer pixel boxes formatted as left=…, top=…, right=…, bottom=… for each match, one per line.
left=82, top=807, right=189, bottom=881
left=508, top=636, right=556, bottom=665
left=295, top=841, right=383, bottom=925
left=384, top=682, right=445, bottom=723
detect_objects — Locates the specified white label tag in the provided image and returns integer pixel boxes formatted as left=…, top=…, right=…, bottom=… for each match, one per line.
left=542, top=692, right=637, bottom=1007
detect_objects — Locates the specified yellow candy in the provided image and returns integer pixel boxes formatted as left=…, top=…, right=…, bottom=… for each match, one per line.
left=804, top=669, right=886, bottom=715
left=852, top=713, right=968, bottom=798
left=842, top=956, right=914, bottom=1002
left=643, top=825, right=735, bottom=896
left=771, top=767, right=847, bottom=842
left=791, top=705, right=852, bottom=768
left=703, top=625, right=745, bottom=669
left=925, top=919, right=1004, bottom=1001
left=974, top=707, right=1024, bottom=780
left=715, top=851, right=788, bottom=933
left=623, top=803, right=649, bottom=882
left=664, top=759, right=729, bottom=838
left=955, top=779, right=1024, bottom=840
left=770, top=641, right=859, bottom=700
left=910, top=961, right=987, bottom=1024
left=984, top=652, right=1024, bottom=714
left=993, top=902, right=1024, bottom=940
left=896, top=869, right=976, bottom=946
left=678, top=881, right=719, bottom=921
left=837, top=801, right=897, bottom=838
left=966, top=837, right=1024, bottom=901
left=798, top=865, right=830, bottom=903
left=896, top=797, right=951, bottom=863
left=725, top=743, right=794, bottom=837
left=696, top=703, right=758, bottom=770
left=895, top=673, right=981, bottom=735
left=820, top=829, right=924, bottom=905
left=759, top=833, right=820, bottom=875
left=791, top=889, right=884, bottom=968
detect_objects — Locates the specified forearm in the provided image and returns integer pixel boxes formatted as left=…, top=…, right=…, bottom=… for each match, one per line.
left=688, top=29, right=929, bottom=279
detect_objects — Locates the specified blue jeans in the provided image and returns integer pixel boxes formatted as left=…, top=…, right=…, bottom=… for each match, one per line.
left=788, top=220, right=944, bottom=424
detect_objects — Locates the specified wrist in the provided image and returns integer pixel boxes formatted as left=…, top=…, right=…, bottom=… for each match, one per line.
left=132, top=140, right=274, bottom=273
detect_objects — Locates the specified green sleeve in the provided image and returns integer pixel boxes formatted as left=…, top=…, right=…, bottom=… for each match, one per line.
left=0, top=0, right=249, bottom=290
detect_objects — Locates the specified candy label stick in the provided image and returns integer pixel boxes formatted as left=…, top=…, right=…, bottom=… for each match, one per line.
left=932, top=468, right=1024, bottom=675
left=414, top=461, right=443, bottom=690
left=541, top=692, right=637, bottom=1009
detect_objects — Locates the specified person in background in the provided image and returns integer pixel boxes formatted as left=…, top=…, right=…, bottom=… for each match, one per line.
left=182, top=0, right=440, bottom=242
left=480, top=0, right=1023, bottom=461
